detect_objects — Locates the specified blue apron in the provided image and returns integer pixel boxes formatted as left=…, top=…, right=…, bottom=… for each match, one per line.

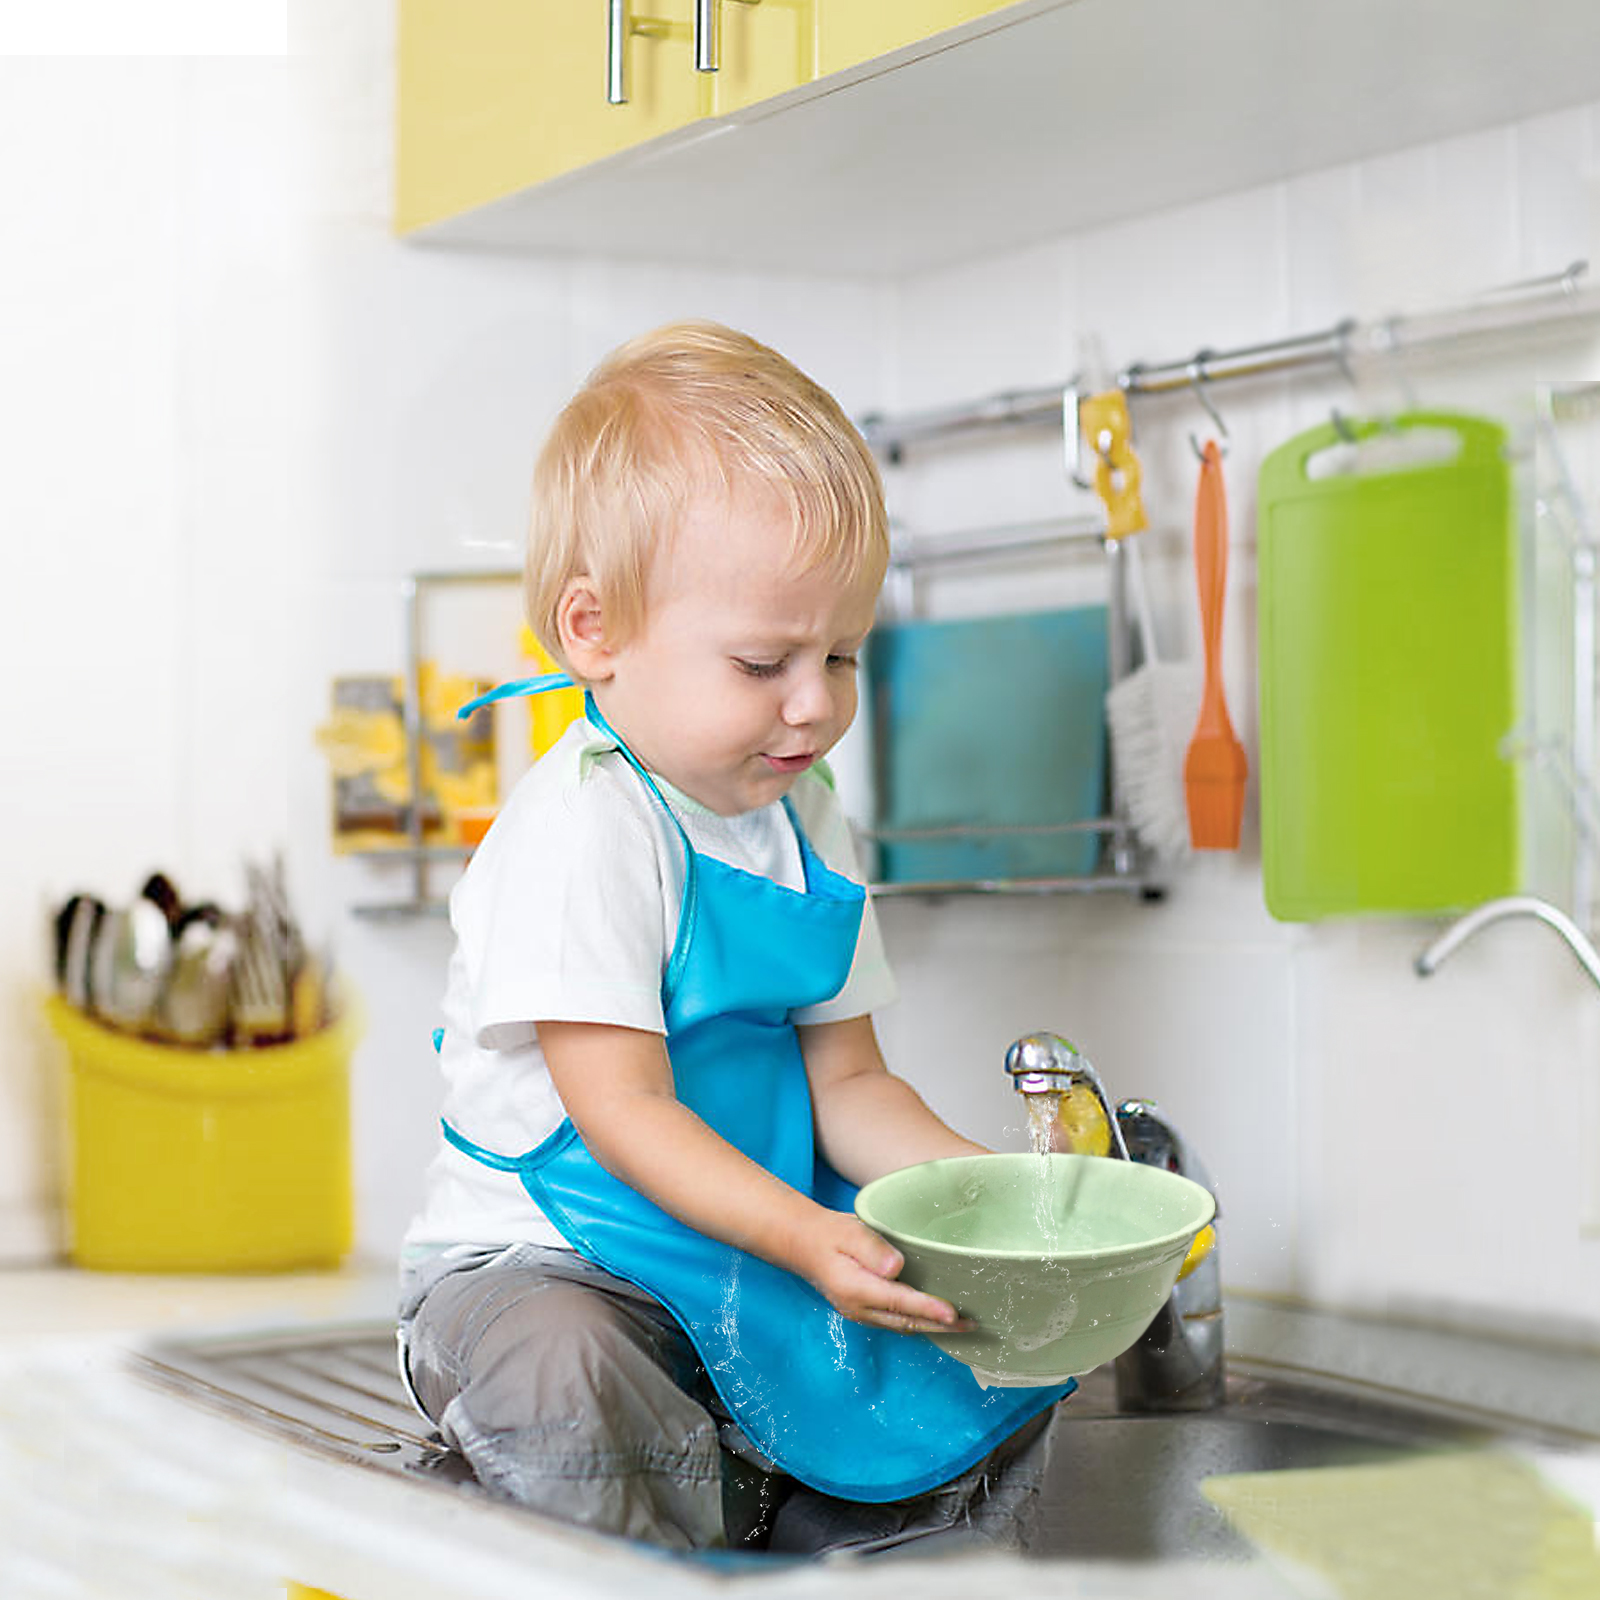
left=441, top=676, right=1072, bottom=1502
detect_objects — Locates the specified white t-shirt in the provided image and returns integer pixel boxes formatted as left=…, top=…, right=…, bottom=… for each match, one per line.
left=402, top=716, right=898, bottom=1258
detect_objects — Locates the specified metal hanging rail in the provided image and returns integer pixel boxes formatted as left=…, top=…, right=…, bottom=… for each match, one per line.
left=859, top=260, right=1599, bottom=460
left=886, top=514, right=1106, bottom=572
left=856, top=257, right=1600, bottom=907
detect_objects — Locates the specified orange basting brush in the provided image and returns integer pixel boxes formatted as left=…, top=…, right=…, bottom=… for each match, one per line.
left=1184, top=441, right=1248, bottom=849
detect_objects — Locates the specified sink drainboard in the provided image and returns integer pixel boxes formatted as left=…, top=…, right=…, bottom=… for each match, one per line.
left=130, top=1321, right=477, bottom=1490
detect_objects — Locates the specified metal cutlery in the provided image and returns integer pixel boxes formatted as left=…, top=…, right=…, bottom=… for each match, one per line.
left=158, top=906, right=237, bottom=1048
left=90, top=896, right=175, bottom=1032
left=53, top=893, right=106, bottom=1012
left=51, top=856, right=328, bottom=1050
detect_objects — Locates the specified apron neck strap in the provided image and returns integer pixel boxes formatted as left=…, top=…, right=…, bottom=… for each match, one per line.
left=583, top=694, right=687, bottom=833
left=581, top=692, right=702, bottom=1003
left=455, top=671, right=573, bottom=720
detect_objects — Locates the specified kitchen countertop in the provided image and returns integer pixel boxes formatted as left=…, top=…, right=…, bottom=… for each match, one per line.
left=2, top=1263, right=1596, bottom=1599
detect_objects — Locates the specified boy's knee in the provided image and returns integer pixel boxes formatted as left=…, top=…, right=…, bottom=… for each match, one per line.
left=412, top=1268, right=710, bottom=1450
left=412, top=1269, right=725, bottom=1545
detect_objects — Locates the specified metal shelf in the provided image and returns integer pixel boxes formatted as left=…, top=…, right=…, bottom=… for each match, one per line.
left=348, top=567, right=520, bottom=920
left=868, top=503, right=1151, bottom=899
left=346, top=846, right=473, bottom=861
left=870, top=873, right=1165, bottom=900
left=350, top=897, right=453, bottom=922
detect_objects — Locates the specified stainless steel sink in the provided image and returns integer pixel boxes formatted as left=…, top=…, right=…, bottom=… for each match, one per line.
left=130, top=1320, right=1579, bottom=1566
left=1029, top=1362, right=1525, bottom=1562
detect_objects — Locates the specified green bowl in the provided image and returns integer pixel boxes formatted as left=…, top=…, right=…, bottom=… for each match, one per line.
left=855, top=1153, right=1216, bottom=1387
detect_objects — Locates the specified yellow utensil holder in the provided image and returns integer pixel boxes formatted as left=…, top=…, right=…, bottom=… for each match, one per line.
left=44, top=995, right=358, bottom=1272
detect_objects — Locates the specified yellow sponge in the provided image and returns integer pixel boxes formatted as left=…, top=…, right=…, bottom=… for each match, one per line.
left=1203, top=1450, right=1600, bottom=1599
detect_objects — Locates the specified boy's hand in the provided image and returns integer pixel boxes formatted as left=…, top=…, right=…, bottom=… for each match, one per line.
left=798, top=1210, right=973, bottom=1335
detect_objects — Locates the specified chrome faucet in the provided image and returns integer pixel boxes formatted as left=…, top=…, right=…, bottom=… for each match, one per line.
left=1110, top=1099, right=1225, bottom=1412
left=1003, top=1032, right=1130, bottom=1158
left=1414, top=894, right=1600, bottom=990
left=1005, top=1033, right=1225, bottom=1412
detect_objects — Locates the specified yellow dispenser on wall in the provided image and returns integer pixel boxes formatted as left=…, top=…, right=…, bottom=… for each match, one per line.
left=1080, top=390, right=1147, bottom=539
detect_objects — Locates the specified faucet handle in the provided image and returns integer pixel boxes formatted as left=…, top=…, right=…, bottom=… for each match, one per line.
left=1114, top=1098, right=1217, bottom=1201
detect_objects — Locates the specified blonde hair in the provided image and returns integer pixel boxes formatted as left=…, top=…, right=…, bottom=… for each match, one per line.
left=525, top=321, right=887, bottom=668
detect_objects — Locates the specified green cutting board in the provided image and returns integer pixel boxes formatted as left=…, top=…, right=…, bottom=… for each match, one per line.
left=1257, top=411, right=1520, bottom=920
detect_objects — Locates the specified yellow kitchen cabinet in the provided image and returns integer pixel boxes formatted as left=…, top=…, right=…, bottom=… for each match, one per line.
left=815, top=0, right=1020, bottom=78
left=706, top=0, right=818, bottom=117
left=397, top=0, right=819, bottom=234
left=395, top=0, right=1027, bottom=237
left=398, top=0, right=703, bottom=234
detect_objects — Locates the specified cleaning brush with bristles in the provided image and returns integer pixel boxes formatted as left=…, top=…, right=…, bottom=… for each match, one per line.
left=1106, top=537, right=1200, bottom=861
left=1183, top=440, right=1248, bottom=849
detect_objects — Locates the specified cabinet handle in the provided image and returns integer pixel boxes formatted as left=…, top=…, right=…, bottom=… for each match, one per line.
left=607, top=0, right=628, bottom=103
left=694, top=0, right=717, bottom=71
left=694, top=0, right=761, bottom=74
left=609, top=0, right=715, bottom=105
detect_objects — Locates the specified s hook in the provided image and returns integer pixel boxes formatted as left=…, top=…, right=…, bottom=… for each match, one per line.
left=1187, top=353, right=1230, bottom=460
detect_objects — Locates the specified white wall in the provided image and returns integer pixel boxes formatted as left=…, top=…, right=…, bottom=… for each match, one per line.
left=0, top=56, right=303, bottom=1258
left=4, top=6, right=1598, bottom=1351
left=870, top=110, right=1600, bottom=1339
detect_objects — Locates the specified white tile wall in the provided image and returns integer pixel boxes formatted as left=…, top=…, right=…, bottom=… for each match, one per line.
left=2, top=9, right=1597, bottom=1347
left=1300, top=918, right=1600, bottom=1335
left=868, top=102, right=1600, bottom=1334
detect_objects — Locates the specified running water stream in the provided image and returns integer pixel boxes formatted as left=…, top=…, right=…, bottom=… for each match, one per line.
left=1026, top=1090, right=1062, bottom=1159
left=1025, top=1092, right=1063, bottom=1250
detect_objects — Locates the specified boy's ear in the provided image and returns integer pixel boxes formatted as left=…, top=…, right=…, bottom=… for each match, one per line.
left=555, top=577, right=614, bottom=680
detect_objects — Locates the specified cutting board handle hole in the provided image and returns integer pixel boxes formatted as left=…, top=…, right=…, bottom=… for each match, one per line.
left=1305, top=425, right=1463, bottom=481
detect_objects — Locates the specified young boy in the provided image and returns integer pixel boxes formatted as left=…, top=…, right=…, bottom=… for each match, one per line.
left=399, top=322, right=1070, bottom=1555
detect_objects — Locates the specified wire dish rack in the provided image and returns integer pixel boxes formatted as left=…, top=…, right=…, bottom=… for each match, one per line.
left=347, top=548, right=1159, bottom=919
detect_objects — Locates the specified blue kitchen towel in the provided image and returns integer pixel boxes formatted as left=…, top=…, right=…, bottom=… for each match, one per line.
left=866, top=606, right=1110, bottom=884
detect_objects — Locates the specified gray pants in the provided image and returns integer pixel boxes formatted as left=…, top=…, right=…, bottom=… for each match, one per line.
left=400, top=1244, right=1059, bottom=1556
